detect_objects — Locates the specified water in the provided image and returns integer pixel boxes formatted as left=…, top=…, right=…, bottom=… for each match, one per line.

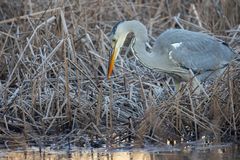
left=0, top=144, right=239, bottom=160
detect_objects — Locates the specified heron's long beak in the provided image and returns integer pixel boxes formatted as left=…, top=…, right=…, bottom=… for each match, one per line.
left=107, top=46, right=119, bottom=79
left=107, top=34, right=127, bottom=79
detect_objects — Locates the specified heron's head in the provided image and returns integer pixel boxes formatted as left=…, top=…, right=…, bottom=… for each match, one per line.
left=107, top=21, right=129, bottom=79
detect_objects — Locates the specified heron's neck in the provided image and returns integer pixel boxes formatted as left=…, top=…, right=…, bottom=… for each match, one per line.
left=132, top=39, right=155, bottom=69
left=125, top=21, right=156, bottom=69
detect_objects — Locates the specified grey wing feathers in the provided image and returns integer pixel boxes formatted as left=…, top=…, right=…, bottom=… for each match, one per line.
left=159, top=30, right=235, bottom=73
left=171, top=39, right=233, bottom=72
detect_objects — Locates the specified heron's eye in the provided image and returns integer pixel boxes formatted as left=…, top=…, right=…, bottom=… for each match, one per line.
left=111, top=39, right=116, bottom=47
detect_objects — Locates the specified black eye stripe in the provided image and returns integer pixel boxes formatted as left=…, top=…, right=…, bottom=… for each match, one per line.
left=111, top=21, right=124, bottom=35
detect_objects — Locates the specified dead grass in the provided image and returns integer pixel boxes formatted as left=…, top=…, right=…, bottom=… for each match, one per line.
left=0, top=0, right=239, bottom=149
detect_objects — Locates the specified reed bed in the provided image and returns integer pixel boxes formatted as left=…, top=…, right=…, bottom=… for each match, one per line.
left=0, top=0, right=239, bottom=149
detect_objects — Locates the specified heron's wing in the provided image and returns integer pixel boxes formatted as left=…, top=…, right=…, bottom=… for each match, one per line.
left=169, top=38, right=233, bottom=73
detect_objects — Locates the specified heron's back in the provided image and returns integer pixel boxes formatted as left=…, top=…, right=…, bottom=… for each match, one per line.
left=153, top=29, right=235, bottom=72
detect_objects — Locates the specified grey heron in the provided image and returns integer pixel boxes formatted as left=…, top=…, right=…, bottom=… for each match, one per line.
left=107, top=20, right=235, bottom=93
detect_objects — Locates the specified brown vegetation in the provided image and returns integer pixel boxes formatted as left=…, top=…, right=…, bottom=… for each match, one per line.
left=0, top=0, right=239, bottom=149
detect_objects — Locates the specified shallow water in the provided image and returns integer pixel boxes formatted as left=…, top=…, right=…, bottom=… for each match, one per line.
left=0, top=144, right=239, bottom=160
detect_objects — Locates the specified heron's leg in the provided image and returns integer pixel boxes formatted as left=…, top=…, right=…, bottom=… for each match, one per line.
left=191, top=78, right=202, bottom=94
left=174, top=80, right=181, bottom=92
left=189, top=70, right=209, bottom=98
left=174, top=78, right=185, bottom=93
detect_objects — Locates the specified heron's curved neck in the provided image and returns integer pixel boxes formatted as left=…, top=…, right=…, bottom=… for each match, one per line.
left=132, top=39, right=155, bottom=69
left=124, top=21, right=156, bottom=69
